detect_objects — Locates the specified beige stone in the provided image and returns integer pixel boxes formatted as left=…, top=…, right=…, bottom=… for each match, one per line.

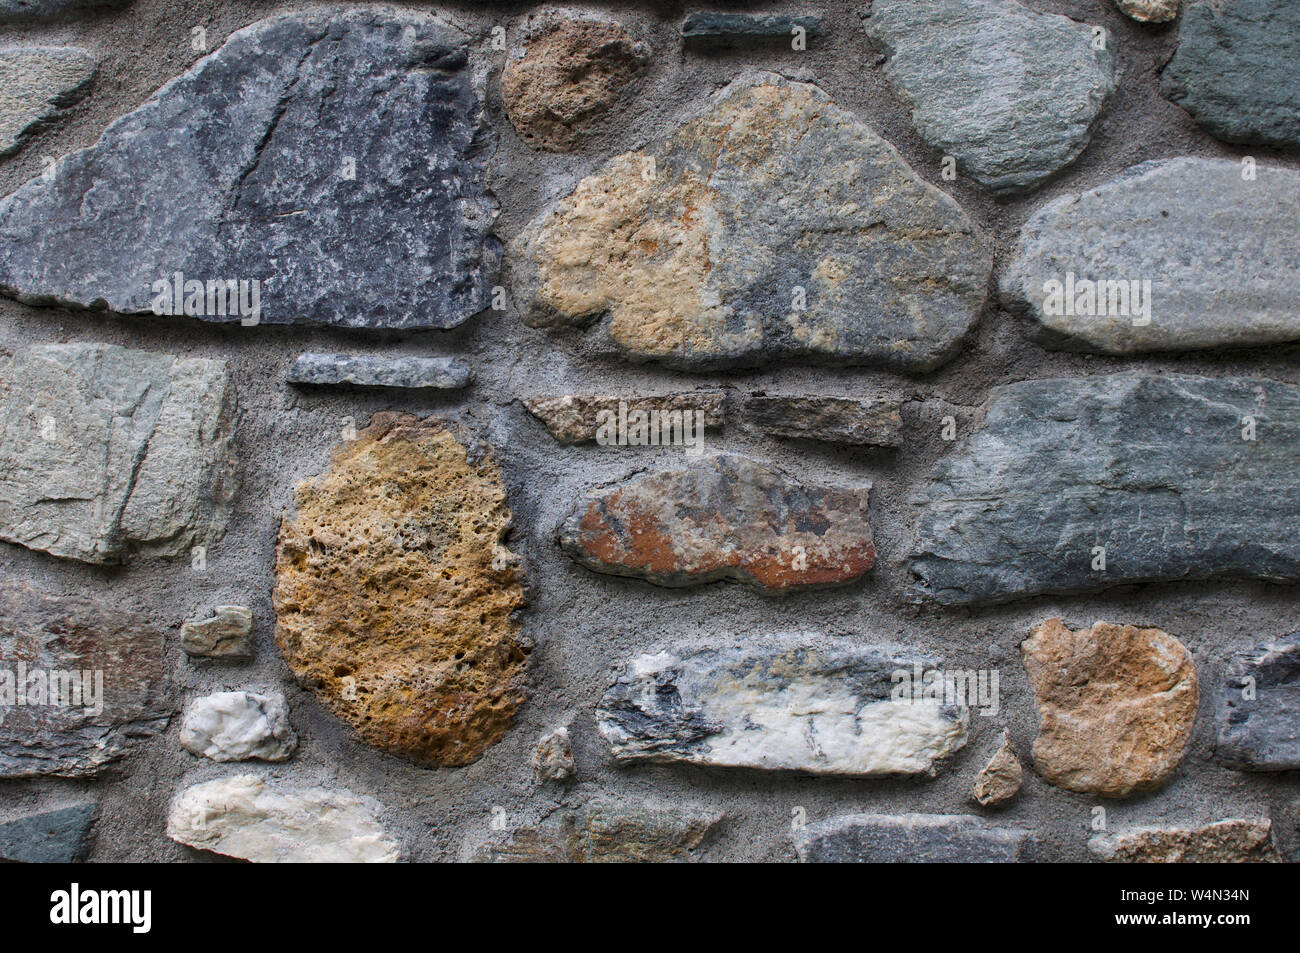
left=1090, top=819, right=1281, bottom=862
left=1115, top=0, right=1179, bottom=24
left=970, top=731, right=1022, bottom=808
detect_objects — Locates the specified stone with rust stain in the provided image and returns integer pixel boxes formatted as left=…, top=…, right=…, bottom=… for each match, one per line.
left=559, top=454, right=874, bottom=590
left=970, top=731, right=1022, bottom=809
left=523, top=393, right=724, bottom=445
left=273, top=413, right=528, bottom=768
left=1022, top=619, right=1198, bottom=798
left=1090, top=819, right=1281, bottom=863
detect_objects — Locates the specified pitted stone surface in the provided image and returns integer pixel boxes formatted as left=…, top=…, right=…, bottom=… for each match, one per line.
left=0, top=8, right=498, bottom=329
left=865, top=0, right=1116, bottom=194
left=1115, top=0, right=1179, bottom=22
left=179, top=691, right=296, bottom=762
left=0, top=46, right=97, bottom=158
left=597, top=640, right=968, bottom=776
left=909, top=374, right=1300, bottom=605
left=180, top=606, right=253, bottom=660
left=1090, top=819, right=1281, bottom=863
left=1215, top=631, right=1300, bottom=771
left=970, top=732, right=1022, bottom=808
left=523, top=393, right=724, bottom=445
left=0, top=804, right=95, bottom=862
left=560, top=454, right=875, bottom=590
left=795, top=814, right=1031, bottom=863
left=1001, top=159, right=1300, bottom=353
left=512, top=73, right=990, bottom=372
left=274, top=414, right=528, bottom=768
left=744, top=394, right=904, bottom=448
left=0, top=343, right=236, bottom=564
left=1022, top=620, right=1198, bottom=798
left=288, top=354, right=472, bottom=390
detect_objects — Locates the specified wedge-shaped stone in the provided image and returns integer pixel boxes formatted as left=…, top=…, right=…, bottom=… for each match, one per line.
left=597, top=640, right=968, bottom=776
left=795, top=814, right=1031, bottom=863
left=1216, top=631, right=1300, bottom=771
left=909, top=374, right=1300, bottom=605
left=0, top=9, right=498, bottom=329
left=0, top=343, right=236, bottom=563
left=1002, top=159, right=1300, bottom=353
left=970, top=731, right=1022, bottom=809
left=1089, top=819, right=1281, bottom=863
left=561, top=455, right=874, bottom=590
left=512, top=72, right=990, bottom=372
left=0, top=804, right=96, bottom=862
left=0, top=46, right=97, bottom=158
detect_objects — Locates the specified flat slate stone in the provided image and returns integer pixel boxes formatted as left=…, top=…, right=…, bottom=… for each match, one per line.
left=523, top=393, right=724, bottom=445
left=0, top=803, right=95, bottom=862
left=681, top=13, right=823, bottom=41
left=1090, top=819, right=1281, bottom=863
left=288, top=354, right=472, bottom=390
left=560, top=454, right=875, bottom=590
left=511, top=72, right=990, bottom=373
left=744, top=394, right=904, bottom=448
left=0, top=0, right=125, bottom=21
left=0, top=8, right=499, bottom=329
left=909, top=374, right=1300, bottom=605
left=1002, top=158, right=1300, bottom=353
left=1216, top=631, right=1300, bottom=771
left=597, top=640, right=968, bottom=776
left=0, top=581, right=170, bottom=778
left=795, top=814, right=1031, bottom=863
left=0, top=46, right=97, bottom=158
left=0, top=343, right=236, bottom=564
left=865, top=0, right=1116, bottom=194
left=469, top=801, right=720, bottom=863
left=1162, top=0, right=1300, bottom=148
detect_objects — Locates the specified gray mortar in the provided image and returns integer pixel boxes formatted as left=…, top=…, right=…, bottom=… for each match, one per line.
left=0, top=0, right=1297, bottom=862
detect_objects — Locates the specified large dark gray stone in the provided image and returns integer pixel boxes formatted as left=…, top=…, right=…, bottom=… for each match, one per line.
left=1216, top=632, right=1300, bottom=771
left=909, top=374, right=1300, bottom=605
left=0, top=0, right=125, bottom=21
left=0, top=8, right=499, bottom=329
left=795, top=814, right=1031, bottom=863
left=0, top=804, right=95, bottom=862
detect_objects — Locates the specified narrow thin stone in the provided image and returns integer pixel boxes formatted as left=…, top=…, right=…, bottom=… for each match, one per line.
left=522, top=393, right=724, bottom=445
left=795, top=814, right=1031, bottom=863
left=288, top=354, right=472, bottom=390
left=1089, top=820, right=1281, bottom=862
left=681, top=13, right=823, bottom=41
left=470, top=801, right=720, bottom=863
left=744, top=394, right=904, bottom=448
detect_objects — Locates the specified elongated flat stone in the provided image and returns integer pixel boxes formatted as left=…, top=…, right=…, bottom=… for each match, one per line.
left=180, top=691, right=296, bottom=762
left=0, top=581, right=170, bottom=778
left=795, top=814, right=1031, bottom=863
left=744, top=395, right=904, bottom=448
left=512, top=72, right=990, bottom=373
left=289, top=354, right=472, bottom=390
left=597, top=640, right=968, bottom=776
left=0, top=9, right=498, bottom=329
left=1002, top=159, right=1300, bottom=353
left=523, top=393, right=724, bottom=445
left=681, top=13, right=823, bottom=42
left=1216, top=631, right=1300, bottom=771
left=1162, top=0, right=1300, bottom=148
left=0, top=804, right=95, bottom=862
left=0, top=46, right=97, bottom=158
left=865, top=0, right=1116, bottom=194
left=561, top=455, right=875, bottom=590
left=0, top=343, right=236, bottom=564
left=470, top=801, right=720, bottom=863
left=909, top=374, right=1300, bottom=605
left=0, top=0, right=124, bottom=20
left=1089, top=820, right=1281, bottom=863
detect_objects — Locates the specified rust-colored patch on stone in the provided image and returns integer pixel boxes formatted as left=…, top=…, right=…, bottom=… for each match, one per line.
left=273, top=413, right=527, bottom=768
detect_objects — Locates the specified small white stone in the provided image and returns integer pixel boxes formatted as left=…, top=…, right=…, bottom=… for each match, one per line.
left=179, top=691, right=296, bottom=762
left=531, top=725, right=575, bottom=782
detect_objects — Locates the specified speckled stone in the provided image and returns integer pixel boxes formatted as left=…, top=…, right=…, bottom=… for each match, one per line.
left=796, top=814, right=1031, bottom=863
left=0, top=46, right=97, bottom=158
left=744, top=394, right=904, bottom=448
left=1090, top=819, right=1281, bottom=862
left=288, top=354, right=472, bottom=390
left=1115, top=0, right=1179, bottom=23
left=1215, top=631, right=1300, bottom=771
left=0, top=803, right=95, bottom=862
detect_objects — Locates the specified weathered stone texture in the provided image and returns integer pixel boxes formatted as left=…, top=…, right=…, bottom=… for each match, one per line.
left=795, top=814, right=1031, bottom=863
left=180, top=606, right=253, bottom=660
left=1216, top=631, right=1300, bottom=771
left=0, top=0, right=125, bottom=20
left=179, top=691, right=297, bottom=762
left=1090, top=819, right=1281, bottom=863
left=523, top=393, right=724, bottom=445
left=0, top=46, right=97, bottom=158
left=0, top=803, right=95, bottom=862
left=274, top=414, right=528, bottom=768
left=288, top=354, right=472, bottom=390
left=470, top=801, right=720, bottom=863
left=744, top=394, right=904, bottom=448
left=1115, top=0, right=1179, bottom=22
left=970, top=732, right=1022, bottom=809
left=531, top=725, right=574, bottom=782
left=681, top=13, right=823, bottom=42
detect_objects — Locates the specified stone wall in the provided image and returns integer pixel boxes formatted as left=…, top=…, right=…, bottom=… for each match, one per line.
left=0, top=0, right=1297, bottom=862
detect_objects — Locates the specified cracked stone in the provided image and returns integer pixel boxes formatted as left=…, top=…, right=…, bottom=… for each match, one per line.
left=288, top=354, right=472, bottom=390
left=744, top=394, right=904, bottom=448
left=0, top=46, right=97, bottom=158
left=1215, top=631, right=1300, bottom=771
left=0, top=803, right=95, bottom=862
left=1090, top=819, right=1281, bottom=862
left=180, top=691, right=297, bottom=763
left=795, top=814, right=1031, bottom=863
left=970, top=732, right=1023, bottom=808
left=522, top=393, right=724, bottom=444
left=180, top=606, right=254, bottom=660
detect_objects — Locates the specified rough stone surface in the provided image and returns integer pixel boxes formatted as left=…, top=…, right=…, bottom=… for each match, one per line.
left=1115, top=0, right=1179, bottom=22
left=502, top=12, right=649, bottom=152
left=1090, top=819, right=1281, bottom=863
left=288, top=354, right=472, bottom=391
left=681, top=12, right=823, bottom=42
left=970, top=732, right=1023, bottom=809
left=511, top=72, right=990, bottom=373
left=168, top=774, right=399, bottom=863
left=0, top=9, right=498, bottom=329
left=531, top=725, right=574, bottom=782
left=0, top=803, right=95, bottom=862
left=1001, top=158, right=1300, bottom=353
left=795, top=814, right=1031, bottom=863
left=597, top=640, right=968, bottom=776
left=469, top=801, right=720, bottom=863
left=865, top=0, right=1116, bottom=194
left=744, top=394, right=904, bottom=448
left=1216, top=631, right=1300, bottom=771
left=1162, top=0, right=1300, bottom=148
left=0, top=0, right=124, bottom=20
left=523, top=392, right=724, bottom=444
left=179, top=691, right=297, bottom=763
left=0, top=581, right=170, bottom=778
left=0, top=343, right=236, bottom=564
left=180, top=606, right=254, bottom=660
left=560, top=454, right=875, bottom=590
left=1022, top=619, right=1198, bottom=798
left=0, top=47, right=97, bottom=158
left=909, top=374, right=1300, bottom=605
left=274, top=414, right=528, bottom=768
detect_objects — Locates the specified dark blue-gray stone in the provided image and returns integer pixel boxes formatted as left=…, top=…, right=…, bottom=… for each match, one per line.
left=1162, top=0, right=1300, bottom=149
left=288, top=354, right=472, bottom=390
left=0, top=0, right=125, bottom=21
left=795, top=814, right=1030, bottom=863
left=681, top=13, right=822, bottom=41
left=0, top=8, right=499, bottom=330
left=0, top=804, right=95, bottom=862
left=1216, top=632, right=1300, bottom=771
left=909, top=374, right=1300, bottom=605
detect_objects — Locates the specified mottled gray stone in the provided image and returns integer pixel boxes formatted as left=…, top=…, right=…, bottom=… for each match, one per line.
left=865, top=0, right=1116, bottom=194
left=0, top=9, right=498, bottom=329
left=744, top=394, right=903, bottom=448
left=1002, top=158, right=1300, bottom=353
left=1162, top=0, right=1300, bottom=148
left=0, top=46, right=97, bottom=158
left=0, top=581, right=170, bottom=778
left=795, top=814, right=1031, bottom=863
left=597, top=639, right=968, bottom=776
left=909, top=374, right=1300, bottom=605
left=180, top=691, right=296, bottom=763
left=0, top=803, right=95, bottom=862
left=288, top=354, right=472, bottom=390
left=0, top=343, right=236, bottom=564
left=681, top=12, right=823, bottom=42
left=1216, top=632, right=1300, bottom=771
left=181, top=606, right=253, bottom=660
left=523, top=393, right=724, bottom=445
left=0, top=0, right=125, bottom=21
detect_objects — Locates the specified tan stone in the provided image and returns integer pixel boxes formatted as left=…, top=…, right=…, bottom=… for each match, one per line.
left=970, top=731, right=1022, bottom=808
left=1115, top=0, right=1180, bottom=24
left=523, top=393, right=724, bottom=445
left=273, top=413, right=528, bottom=768
left=1022, top=619, right=1198, bottom=798
left=1090, top=819, right=1281, bottom=863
